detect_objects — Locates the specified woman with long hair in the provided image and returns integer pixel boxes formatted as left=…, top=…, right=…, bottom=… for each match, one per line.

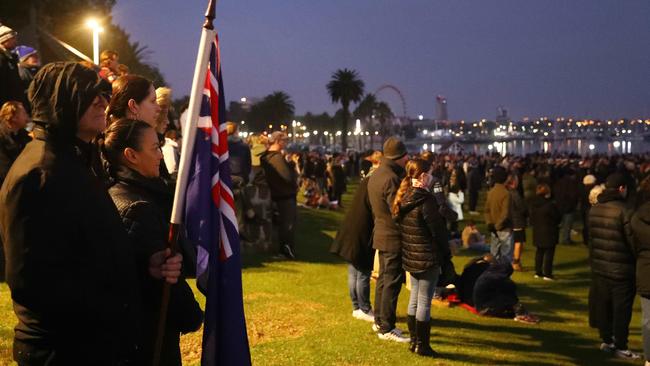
left=392, top=158, right=450, bottom=358
left=507, top=174, right=528, bottom=271
left=102, top=118, right=203, bottom=365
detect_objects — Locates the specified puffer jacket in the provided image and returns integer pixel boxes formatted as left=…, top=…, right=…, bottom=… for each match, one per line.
left=587, top=188, right=635, bottom=281
left=395, top=187, right=450, bottom=274
left=631, top=201, right=650, bottom=297
left=109, top=166, right=203, bottom=366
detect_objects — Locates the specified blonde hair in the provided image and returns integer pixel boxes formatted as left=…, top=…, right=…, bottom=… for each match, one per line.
left=589, top=184, right=605, bottom=206
left=155, top=87, right=172, bottom=130
left=391, top=158, right=427, bottom=217
left=0, top=101, right=24, bottom=128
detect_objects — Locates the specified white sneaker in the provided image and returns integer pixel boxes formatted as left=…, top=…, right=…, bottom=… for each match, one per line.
left=372, top=323, right=380, bottom=332
left=615, top=349, right=641, bottom=359
left=378, top=328, right=410, bottom=343
left=352, top=309, right=375, bottom=322
left=599, top=342, right=615, bottom=353
left=542, top=276, right=555, bottom=281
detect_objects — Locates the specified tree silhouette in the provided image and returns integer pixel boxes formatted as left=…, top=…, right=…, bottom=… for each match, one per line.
left=326, top=68, right=364, bottom=150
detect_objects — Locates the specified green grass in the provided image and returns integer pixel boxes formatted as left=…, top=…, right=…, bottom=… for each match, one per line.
left=0, top=183, right=644, bottom=365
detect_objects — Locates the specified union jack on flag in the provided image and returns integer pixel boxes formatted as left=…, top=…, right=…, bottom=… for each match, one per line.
left=184, top=32, right=251, bottom=365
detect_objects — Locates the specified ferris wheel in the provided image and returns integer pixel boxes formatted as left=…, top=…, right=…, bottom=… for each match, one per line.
left=374, top=84, right=408, bottom=119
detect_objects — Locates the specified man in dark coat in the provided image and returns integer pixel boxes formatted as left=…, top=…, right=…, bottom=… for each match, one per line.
left=630, top=178, right=650, bottom=360
left=553, top=168, right=579, bottom=244
left=367, top=137, right=409, bottom=342
left=587, top=173, right=640, bottom=359
left=467, top=160, right=482, bottom=214
left=0, top=25, right=28, bottom=109
left=0, top=62, right=183, bottom=364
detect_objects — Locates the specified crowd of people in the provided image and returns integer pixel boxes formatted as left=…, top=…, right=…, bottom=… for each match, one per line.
left=3, top=21, right=650, bottom=365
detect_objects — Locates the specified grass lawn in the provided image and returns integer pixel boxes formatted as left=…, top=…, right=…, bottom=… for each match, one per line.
left=0, top=182, right=644, bottom=365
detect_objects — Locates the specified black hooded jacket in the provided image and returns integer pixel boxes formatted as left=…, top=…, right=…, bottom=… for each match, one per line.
left=587, top=188, right=635, bottom=281
left=529, top=195, right=561, bottom=248
left=0, top=63, right=142, bottom=363
left=395, top=187, right=450, bottom=273
left=631, top=201, right=650, bottom=297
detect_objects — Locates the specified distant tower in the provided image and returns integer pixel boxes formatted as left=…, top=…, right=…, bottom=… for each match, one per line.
left=435, top=95, right=448, bottom=122
left=496, top=105, right=509, bottom=124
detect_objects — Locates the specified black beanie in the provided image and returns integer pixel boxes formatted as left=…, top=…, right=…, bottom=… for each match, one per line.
left=492, top=166, right=508, bottom=184
left=605, top=173, right=626, bottom=189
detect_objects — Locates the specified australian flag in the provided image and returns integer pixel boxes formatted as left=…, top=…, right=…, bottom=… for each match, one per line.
left=184, top=33, right=251, bottom=365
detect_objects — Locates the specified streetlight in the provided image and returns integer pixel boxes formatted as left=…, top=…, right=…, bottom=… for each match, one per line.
left=86, top=19, right=103, bottom=65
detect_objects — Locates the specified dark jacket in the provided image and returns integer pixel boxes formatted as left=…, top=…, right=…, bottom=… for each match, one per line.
left=553, top=175, right=579, bottom=214
left=467, top=166, right=482, bottom=192
left=0, top=125, right=31, bottom=187
left=457, top=256, right=490, bottom=306
left=587, top=189, right=635, bottom=281
left=330, top=177, right=374, bottom=271
left=228, top=136, right=252, bottom=184
left=0, top=47, right=28, bottom=108
left=260, top=150, right=297, bottom=200
left=109, top=167, right=203, bottom=365
left=473, top=262, right=518, bottom=315
left=395, top=187, right=450, bottom=274
left=631, top=201, right=650, bottom=298
left=0, top=63, right=141, bottom=364
left=367, top=157, right=405, bottom=252
left=529, top=195, right=561, bottom=248
left=509, top=189, right=528, bottom=230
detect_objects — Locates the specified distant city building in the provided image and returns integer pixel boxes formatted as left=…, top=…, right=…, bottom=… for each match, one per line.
left=435, top=95, right=448, bottom=122
left=496, top=105, right=509, bottom=124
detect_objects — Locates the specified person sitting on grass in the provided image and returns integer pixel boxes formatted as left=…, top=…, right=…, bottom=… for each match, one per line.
left=529, top=183, right=561, bottom=281
left=393, top=158, right=450, bottom=358
left=461, top=220, right=489, bottom=252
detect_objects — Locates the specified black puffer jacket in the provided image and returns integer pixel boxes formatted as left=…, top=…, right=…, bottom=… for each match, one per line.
left=529, top=195, right=561, bottom=248
left=395, top=187, right=450, bottom=273
left=631, top=201, right=650, bottom=297
left=587, top=189, right=635, bottom=281
left=109, top=167, right=203, bottom=366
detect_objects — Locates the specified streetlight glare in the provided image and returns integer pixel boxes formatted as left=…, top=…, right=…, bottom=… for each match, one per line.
left=86, top=19, right=99, bottom=29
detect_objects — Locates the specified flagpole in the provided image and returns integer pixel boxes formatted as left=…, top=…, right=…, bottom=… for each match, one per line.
left=153, top=1, right=217, bottom=365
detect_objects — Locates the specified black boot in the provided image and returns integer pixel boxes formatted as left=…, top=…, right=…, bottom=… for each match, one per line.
left=415, top=320, right=439, bottom=357
left=406, top=315, right=416, bottom=352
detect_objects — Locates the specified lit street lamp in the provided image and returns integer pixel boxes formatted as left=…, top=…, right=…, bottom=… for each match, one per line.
left=86, top=19, right=103, bottom=64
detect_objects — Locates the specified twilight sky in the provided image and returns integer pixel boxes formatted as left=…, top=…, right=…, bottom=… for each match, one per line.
left=112, top=0, right=650, bottom=121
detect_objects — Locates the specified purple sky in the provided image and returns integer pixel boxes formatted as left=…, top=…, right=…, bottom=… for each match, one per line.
left=112, top=0, right=650, bottom=121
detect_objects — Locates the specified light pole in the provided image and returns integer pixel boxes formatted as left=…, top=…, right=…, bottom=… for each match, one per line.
left=86, top=19, right=103, bottom=65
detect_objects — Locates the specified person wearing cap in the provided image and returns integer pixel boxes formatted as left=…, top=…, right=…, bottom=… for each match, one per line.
left=14, top=45, right=40, bottom=92
left=0, top=62, right=184, bottom=364
left=260, top=131, right=298, bottom=259
left=587, top=173, right=640, bottom=359
left=484, top=166, right=514, bottom=264
left=367, top=136, right=410, bottom=342
left=0, top=24, right=29, bottom=109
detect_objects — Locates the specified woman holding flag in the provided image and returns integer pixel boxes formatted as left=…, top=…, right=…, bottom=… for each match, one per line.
left=103, top=118, right=203, bottom=365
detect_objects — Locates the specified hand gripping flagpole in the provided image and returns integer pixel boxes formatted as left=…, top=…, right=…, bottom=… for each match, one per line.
left=153, top=1, right=217, bottom=365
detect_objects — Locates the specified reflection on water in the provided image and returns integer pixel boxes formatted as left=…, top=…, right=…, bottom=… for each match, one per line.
left=439, top=139, right=644, bottom=155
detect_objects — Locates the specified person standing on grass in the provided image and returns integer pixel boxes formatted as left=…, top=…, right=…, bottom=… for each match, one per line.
left=330, top=170, right=376, bottom=323
left=103, top=119, right=203, bottom=365
left=393, top=158, right=449, bottom=357
left=631, top=176, right=650, bottom=366
left=0, top=62, right=183, bottom=364
left=529, top=183, right=561, bottom=281
left=484, top=166, right=513, bottom=264
left=260, top=131, right=298, bottom=259
left=507, top=174, right=528, bottom=272
left=367, top=136, right=409, bottom=342
left=587, top=173, right=640, bottom=360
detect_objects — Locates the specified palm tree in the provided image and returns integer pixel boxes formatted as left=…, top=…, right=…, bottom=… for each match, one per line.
left=375, top=101, right=394, bottom=144
left=248, top=91, right=294, bottom=131
left=327, top=69, right=364, bottom=150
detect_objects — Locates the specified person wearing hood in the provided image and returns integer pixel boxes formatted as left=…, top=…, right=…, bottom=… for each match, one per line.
left=631, top=176, right=650, bottom=365
left=103, top=119, right=203, bottom=365
left=14, top=45, right=40, bottom=94
left=0, top=62, right=183, bottom=364
left=392, top=158, right=449, bottom=358
left=587, top=173, right=640, bottom=360
left=529, top=183, right=561, bottom=280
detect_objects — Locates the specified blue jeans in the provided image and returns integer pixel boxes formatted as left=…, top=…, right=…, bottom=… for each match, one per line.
left=408, top=267, right=440, bottom=322
left=348, top=264, right=371, bottom=313
left=490, top=230, right=514, bottom=264
left=560, top=212, right=574, bottom=244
